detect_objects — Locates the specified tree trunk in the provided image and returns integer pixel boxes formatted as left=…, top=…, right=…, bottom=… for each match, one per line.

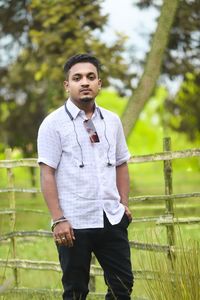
left=122, top=0, right=180, bottom=137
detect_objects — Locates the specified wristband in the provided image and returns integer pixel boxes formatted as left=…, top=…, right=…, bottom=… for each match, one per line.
left=51, top=217, right=68, bottom=232
left=53, top=216, right=66, bottom=222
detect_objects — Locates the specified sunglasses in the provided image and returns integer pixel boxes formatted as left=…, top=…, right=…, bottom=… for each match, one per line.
left=83, top=119, right=100, bottom=143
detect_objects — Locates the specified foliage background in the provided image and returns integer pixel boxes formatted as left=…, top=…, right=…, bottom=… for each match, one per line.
left=0, top=0, right=199, bottom=298
left=0, top=0, right=199, bottom=156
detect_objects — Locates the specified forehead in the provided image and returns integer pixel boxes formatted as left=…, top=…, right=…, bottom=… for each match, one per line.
left=68, top=62, right=98, bottom=77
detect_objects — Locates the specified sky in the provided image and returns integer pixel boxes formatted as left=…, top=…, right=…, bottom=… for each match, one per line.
left=101, top=0, right=159, bottom=58
left=101, top=0, right=181, bottom=94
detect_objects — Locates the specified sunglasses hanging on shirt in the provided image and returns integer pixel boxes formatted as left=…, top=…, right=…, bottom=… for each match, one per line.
left=64, top=101, right=112, bottom=168
left=83, top=119, right=100, bottom=143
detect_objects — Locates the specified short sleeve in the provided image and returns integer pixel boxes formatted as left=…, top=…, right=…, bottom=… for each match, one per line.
left=37, top=119, right=62, bottom=169
left=116, top=118, right=130, bottom=166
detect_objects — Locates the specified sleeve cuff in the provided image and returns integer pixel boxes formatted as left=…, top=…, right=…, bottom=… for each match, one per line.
left=116, top=153, right=131, bottom=166
left=37, top=157, right=58, bottom=169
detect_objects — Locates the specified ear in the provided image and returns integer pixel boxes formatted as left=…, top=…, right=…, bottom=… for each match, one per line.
left=63, top=80, right=69, bottom=92
left=98, top=79, right=102, bottom=90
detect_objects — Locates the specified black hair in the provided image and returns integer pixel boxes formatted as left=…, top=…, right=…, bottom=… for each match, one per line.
left=63, top=53, right=101, bottom=77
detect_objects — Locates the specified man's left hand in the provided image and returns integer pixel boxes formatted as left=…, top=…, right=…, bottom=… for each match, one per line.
left=124, top=205, right=132, bottom=223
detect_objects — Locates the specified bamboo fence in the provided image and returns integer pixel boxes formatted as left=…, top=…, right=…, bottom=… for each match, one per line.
left=0, top=137, right=200, bottom=299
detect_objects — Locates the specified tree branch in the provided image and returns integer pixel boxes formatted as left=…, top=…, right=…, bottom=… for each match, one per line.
left=122, top=0, right=180, bottom=137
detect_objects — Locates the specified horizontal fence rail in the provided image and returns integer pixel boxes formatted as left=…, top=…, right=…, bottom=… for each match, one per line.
left=0, top=187, right=40, bottom=193
left=0, top=148, right=200, bottom=169
left=0, top=230, right=172, bottom=253
left=0, top=158, right=38, bottom=168
left=129, top=148, right=200, bottom=163
left=0, top=258, right=170, bottom=282
left=129, top=192, right=200, bottom=202
left=0, top=208, right=48, bottom=215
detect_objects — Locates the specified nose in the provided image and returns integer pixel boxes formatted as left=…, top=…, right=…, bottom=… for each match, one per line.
left=81, top=76, right=89, bottom=86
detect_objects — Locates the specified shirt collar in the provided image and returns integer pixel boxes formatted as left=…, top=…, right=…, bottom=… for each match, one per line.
left=66, top=98, right=80, bottom=120
left=66, top=98, right=100, bottom=120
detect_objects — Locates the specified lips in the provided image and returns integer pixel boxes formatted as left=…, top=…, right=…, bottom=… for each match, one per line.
left=80, top=88, right=92, bottom=93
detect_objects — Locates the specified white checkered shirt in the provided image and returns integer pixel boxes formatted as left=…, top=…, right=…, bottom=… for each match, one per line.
left=37, top=99, right=130, bottom=229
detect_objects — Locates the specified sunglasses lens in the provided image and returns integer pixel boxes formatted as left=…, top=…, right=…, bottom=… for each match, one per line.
left=84, top=120, right=100, bottom=143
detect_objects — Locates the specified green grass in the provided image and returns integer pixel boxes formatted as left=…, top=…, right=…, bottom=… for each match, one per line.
left=0, top=156, right=200, bottom=299
left=140, top=239, right=200, bottom=300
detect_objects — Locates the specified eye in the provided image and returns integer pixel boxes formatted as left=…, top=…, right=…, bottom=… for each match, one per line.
left=72, top=75, right=81, bottom=81
left=88, top=74, right=96, bottom=81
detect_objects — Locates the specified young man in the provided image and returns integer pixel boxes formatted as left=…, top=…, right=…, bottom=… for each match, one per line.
left=37, top=53, right=133, bottom=299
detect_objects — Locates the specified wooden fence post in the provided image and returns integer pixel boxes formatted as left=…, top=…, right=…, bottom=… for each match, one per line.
left=5, top=148, right=19, bottom=286
left=89, top=255, right=96, bottom=292
left=163, top=137, right=175, bottom=263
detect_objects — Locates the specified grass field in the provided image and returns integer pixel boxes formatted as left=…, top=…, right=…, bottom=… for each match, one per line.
left=0, top=154, right=200, bottom=299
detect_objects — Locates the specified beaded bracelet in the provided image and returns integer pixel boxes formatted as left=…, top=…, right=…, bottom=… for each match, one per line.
left=51, top=216, right=68, bottom=232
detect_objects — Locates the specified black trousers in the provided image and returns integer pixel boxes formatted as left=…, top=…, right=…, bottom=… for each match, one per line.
left=56, top=213, right=134, bottom=300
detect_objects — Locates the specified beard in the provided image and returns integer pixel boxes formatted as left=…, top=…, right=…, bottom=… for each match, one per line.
left=81, top=97, right=93, bottom=103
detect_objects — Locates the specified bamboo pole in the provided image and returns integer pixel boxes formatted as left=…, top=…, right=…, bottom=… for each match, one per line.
left=5, top=148, right=19, bottom=286
left=0, top=158, right=38, bottom=168
left=0, top=230, right=52, bottom=241
left=129, top=148, right=200, bottom=163
left=89, top=255, right=96, bottom=292
left=0, top=187, right=40, bottom=193
left=163, top=138, right=176, bottom=265
left=0, top=148, right=199, bottom=169
left=129, top=192, right=200, bottom=203
left=0, top=259, right=165, bottom=281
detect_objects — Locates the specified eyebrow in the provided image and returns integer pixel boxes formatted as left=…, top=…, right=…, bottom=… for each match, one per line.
left=72, top=72, right=96, bottom=77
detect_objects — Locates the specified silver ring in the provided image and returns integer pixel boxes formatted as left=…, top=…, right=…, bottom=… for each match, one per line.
left=61, top=237, right=66, bottom=241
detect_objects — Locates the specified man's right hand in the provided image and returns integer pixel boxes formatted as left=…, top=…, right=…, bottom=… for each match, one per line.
left=53, top=221, right=75, bottom=247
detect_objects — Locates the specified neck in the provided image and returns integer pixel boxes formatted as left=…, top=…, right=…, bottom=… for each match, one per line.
left=70, top=97, right=95, bottom=118
left=82, top=103, right=95, bottom=119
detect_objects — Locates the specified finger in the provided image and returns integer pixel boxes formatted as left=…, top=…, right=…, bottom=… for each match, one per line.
left=127, top=211, right=132, bottom=219
left=125, top=209, right=132, bottom=221
left=55, top=236, right=70, bottom=247
left=61, top=236, right=68, bottom=246
left=60, top=236, right=67, bottom=243
left=54, top=232, right=65, bottom=244
left=70, top=227, right=75, bottom=240
left=127, top=210, right=132, bottom=217
left=125, top=207, right=132, bottom=216
left=55, top=237, right=62, bottom=244
left=67, top=240, right=73, bottom=247
left=66, top=232, right=73, bottom=247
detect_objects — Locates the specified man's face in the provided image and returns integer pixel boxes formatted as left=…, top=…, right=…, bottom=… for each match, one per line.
left=63, top=62, right=102, bottom=106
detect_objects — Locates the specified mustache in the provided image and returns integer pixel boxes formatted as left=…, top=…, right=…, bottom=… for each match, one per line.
left=80, top=88, right=92, bottom=92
